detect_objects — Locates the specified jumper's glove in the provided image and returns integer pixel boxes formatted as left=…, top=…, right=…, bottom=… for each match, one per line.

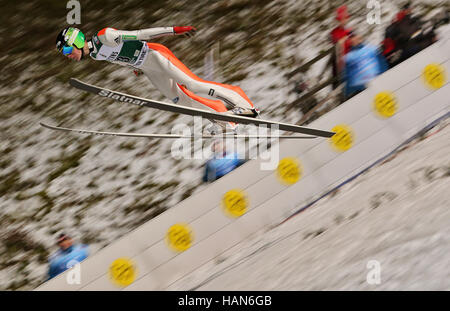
left=173, top=26, right=197, bottom=38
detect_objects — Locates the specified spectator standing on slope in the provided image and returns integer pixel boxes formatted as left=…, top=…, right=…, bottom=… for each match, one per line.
left=47, top=233, right=89, bottom=280
left=343, top=32, right=388, bottom=99
left=330, top=5, right=353, bottom=89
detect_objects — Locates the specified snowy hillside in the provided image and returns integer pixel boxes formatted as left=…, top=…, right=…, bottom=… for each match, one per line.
left=171, top=119, right=450, bottom=290
left=0, top=0, right=448, bottom=289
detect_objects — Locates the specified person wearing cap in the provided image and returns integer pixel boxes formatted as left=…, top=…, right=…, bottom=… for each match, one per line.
left=47, top=233, right=89, bottom=280
left=343, top=32, right=388, bottom=99
left=329, top=5, right=353, bottom=89
left=330, top=5, right=353, bottom=52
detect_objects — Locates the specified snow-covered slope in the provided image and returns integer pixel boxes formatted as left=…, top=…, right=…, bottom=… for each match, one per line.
left=170, top=120, right=450, bottom=290
left=0, top=0, right=448, bottom=289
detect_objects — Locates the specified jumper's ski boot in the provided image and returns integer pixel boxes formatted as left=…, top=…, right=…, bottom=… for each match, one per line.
left=205, top=121, right=224, bottom=135
left=205, top=108, right=260, bottom=136
left=227, top=107, right=260, bottom=118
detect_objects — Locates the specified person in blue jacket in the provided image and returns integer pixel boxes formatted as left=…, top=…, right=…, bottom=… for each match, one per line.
left=344, top=32, right=388, bottom=99
left=203, top=140, right=246, bottom=182
left=47, top=233, right=89, bottom=280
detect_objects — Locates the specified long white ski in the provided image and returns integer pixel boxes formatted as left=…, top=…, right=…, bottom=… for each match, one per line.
left=69, top=78, right=335, bottom=138
left=40, top=122, right=317, bottom=139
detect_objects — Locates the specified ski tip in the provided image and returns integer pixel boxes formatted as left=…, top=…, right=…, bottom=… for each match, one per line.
left=40, top=122, right=56, bottom=131
left=69, top=78, right=78, bottom=86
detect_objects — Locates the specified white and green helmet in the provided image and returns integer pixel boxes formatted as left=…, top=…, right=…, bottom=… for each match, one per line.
left=56, top=27, right=86, bottom=55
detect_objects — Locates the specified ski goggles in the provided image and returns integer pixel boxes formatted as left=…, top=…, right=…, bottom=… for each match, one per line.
left=57, top=27, right=85, bottom=55
left=61, top=45, right=74, bottom=55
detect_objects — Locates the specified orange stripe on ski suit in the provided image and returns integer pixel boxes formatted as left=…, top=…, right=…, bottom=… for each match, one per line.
left=97, top=28, right=107, bottom=36
left=146, top=43, right=254, bottom=108
left=177, top=83, right=228, bottom=112
left=177, top=84, right=236, bottom=128
left=97, top=27, right=117, bottom=36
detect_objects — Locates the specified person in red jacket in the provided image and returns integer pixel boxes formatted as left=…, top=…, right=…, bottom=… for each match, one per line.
left=329, top=5, right=353, bottom=89
left=330, top=5, right=352, bottom=52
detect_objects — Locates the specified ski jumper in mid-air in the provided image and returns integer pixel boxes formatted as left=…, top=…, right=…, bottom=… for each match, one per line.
left=55, top=26, right=259, bottom=124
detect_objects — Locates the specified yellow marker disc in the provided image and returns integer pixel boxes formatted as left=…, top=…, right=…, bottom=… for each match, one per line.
left=422, top=63, right=446, bottom=89
left=373, top=91, right=397, bottom=118
left=277, top=157, right=302, bottom=185
left=109, top=257, right=137, bottom=287
left=222, top=189, right=248, bottom=218
left=166, top=223, right=193, bottom=252
left=329, top=124, right=354, bottom=152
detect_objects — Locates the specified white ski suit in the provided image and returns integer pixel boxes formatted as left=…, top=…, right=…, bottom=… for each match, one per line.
left=88, top=27, right=254, bottom=114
